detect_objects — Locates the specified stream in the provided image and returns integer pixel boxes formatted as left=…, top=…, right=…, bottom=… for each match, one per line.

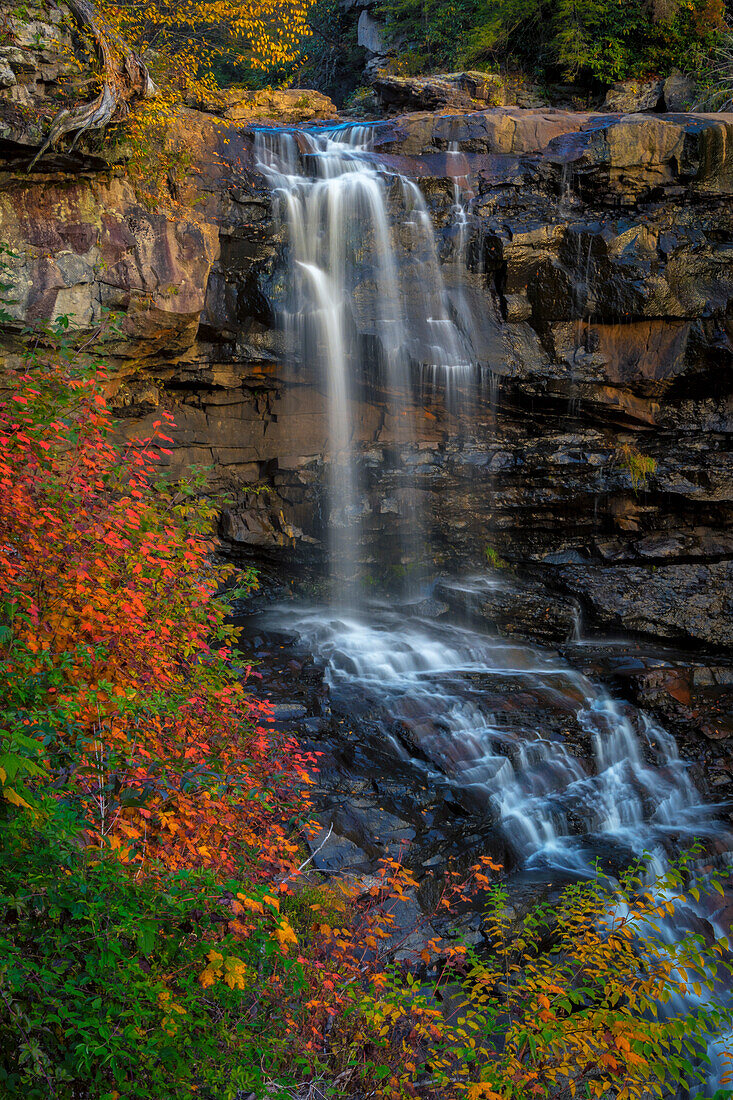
left=244, top=118, right=733, bottom=1090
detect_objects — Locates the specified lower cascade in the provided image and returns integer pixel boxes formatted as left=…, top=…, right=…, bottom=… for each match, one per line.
left=251, top=120, right=733, bottom=1087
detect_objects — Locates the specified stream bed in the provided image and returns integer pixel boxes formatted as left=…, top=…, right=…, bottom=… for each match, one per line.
left=235, top=576, right=732, bottom=900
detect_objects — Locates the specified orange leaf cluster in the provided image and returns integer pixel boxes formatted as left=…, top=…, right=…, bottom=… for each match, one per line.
left=0, top=348, right=314, bottom=881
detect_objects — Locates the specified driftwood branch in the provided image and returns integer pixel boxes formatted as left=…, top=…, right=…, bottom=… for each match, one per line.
left=30, top=0, right=157, bottom=169
left=277, top=825, right=334, bottom=887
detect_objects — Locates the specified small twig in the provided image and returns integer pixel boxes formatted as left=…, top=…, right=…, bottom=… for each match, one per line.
left=278, top=824, right=333, bottom=888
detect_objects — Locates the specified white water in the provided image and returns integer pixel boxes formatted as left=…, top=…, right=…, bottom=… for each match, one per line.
left=266, top=598, right=720, bottom=876
left=255, top=119, right=728, bottom=883
left=255, top=124, right=732, bottom=1084
left=255, top=126, right=475, bottom=593
left=265, top=594, right=732, bottom=1087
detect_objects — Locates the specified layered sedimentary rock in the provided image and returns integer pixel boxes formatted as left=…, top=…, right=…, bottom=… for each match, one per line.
left=0, top=57, right=731, bottom=657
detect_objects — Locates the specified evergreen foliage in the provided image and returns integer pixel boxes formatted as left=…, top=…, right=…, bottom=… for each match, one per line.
left=377, top=0, right=727, bottom=84
left=291, top=0, right=367, bottom=106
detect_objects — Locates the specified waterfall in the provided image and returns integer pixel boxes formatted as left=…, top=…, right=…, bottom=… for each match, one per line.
left=255, top=125, right=475, bottom=595
left=254, top=122, right=733, bottom=1088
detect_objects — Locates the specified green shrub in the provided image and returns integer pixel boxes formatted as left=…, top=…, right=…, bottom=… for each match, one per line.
left=484, top=545, right=509, bottom=569
left=377, top=0, right=726, bottom=85
left=0, top=809, right=286, bottom=1099
left=291, top=0, right=366, bottom=105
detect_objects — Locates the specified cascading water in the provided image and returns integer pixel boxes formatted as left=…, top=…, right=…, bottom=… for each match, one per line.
left=255, top=125, right=475, bottom=595
left=264, top=597, right=722, bottom=878
left=262, top=594, right=732, bottom=1088
left=254, top=122, right=732, bottom=1086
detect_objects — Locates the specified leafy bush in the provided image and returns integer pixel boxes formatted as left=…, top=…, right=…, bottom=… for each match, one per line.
left=615, top=441, right=657, bottom=492
left=0, top=312, right=470, bottom=1097
left=430, top=857, right=733, bottom=1100
left=376, top=0, right=485, bottom=74
left=0, top=812, right=283, bottom=1099
left=377, top=0, right=727, bottom=85
left=2, top=307, right=733, bottom=1099
left=0, top=313, right=318, bottom=1096
left=484, top=545, right=509, bottom=569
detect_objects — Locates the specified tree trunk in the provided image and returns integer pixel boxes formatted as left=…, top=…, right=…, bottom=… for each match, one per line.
left=30, top=0, right=157, bottom=168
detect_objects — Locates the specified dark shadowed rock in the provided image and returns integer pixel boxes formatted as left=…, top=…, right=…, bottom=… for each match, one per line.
left=556, top=562, right=733, bottom=647
left=435, top=574, right=579, bottom=644
left=663, top=70, right=698, bottom=113
left=307, top=827, right=370, bottom=873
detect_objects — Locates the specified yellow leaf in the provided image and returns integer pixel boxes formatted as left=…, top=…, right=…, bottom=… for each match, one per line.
left=236, top=894, right=264, bottom=914
left=4, top=787, right=31, bottom=809
left=0, top=766, right=6, bottom=785
left=199, top=967, right=217, bottom=988
left=274, top=919, right=298, bottom=953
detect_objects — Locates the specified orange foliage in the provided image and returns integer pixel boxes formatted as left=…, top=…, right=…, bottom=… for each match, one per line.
left=0, top=340, right=314, bottom=881
left=99, top=0, right=314, bottom=76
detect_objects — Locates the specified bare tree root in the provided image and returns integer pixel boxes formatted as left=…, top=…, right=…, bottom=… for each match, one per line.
left=29, top=0, right=157, bottom=169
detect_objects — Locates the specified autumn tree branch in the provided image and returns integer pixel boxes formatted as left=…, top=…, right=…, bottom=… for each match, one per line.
left=30, top=0, right=157, bottom=169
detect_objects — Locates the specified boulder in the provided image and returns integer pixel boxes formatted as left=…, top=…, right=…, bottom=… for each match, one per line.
left=663, top=69, right=697, bottom=112
left=0, top=59, right=16, bottom=88
left=330, top=801, right=416, bottom=860
left=264, top=702, right=308, bottom=723
left=372, top=71, right=505, bottom=112
left=545, top=113, right=733, bottom=201
left=602, top=78, right=664, bottom=113
left=561, top=643, right=733, bottom=749
left=185, top=86, right=338, bottom=123
left=307, top=827, right=369, bottom=873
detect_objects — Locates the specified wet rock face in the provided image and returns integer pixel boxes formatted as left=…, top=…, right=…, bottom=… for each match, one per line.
left=434, top=575, right=580, bottom=645
left=0, top=95, right=732, bottom=662
left=557, top=562, right=733, bottom=648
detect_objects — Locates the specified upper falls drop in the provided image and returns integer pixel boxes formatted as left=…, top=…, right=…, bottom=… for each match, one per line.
left=254, top=124, right=478, bottom=594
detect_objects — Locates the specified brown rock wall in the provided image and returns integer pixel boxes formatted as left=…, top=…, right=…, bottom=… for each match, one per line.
left=0, top=82, right=731, bottom=650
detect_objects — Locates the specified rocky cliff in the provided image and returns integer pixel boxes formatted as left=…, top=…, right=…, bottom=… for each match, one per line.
left=0, top=16, right=731, bottom=678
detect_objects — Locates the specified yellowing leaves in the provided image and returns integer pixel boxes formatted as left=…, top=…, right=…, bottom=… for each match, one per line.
left=158, top=988, right=186, bottom=1036
left=466, top=1085, right=502, bottom=1100
left=223, top=956, right=250, bottom=990
left=274, top=919, right=298, bottom=954
left=198, top=965, right=218, bottom=989
left=3, top=787, right=31, bottom=809
left=199, top=950, right=250, bottom=990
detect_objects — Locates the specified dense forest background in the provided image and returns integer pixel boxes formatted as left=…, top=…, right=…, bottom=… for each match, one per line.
left=226, top=0, right=733, bottom=109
